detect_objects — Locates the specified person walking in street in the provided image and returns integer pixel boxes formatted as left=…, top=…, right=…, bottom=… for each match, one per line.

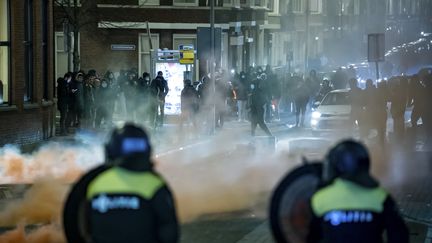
left=180, top=79, right=199, bottom=134
left=249, top=75, right=273, bottom=137
left=293, top=75, right=310, bottom=128
left=151, top=71, right=169, bottom=127
left=63, top=123, right=179, bottom=243
left=234, top=71, right=249, bottom=122
left=388, top=77, right=408, bottom=143
left=307, top=140, right=409, bottom=243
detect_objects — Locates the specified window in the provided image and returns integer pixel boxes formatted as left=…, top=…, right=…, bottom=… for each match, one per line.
left=268, top=0, right=280, bottom=15
left=173, top=0, right=198, bottom=6
left=172, top=34, right=196, bottom=51
left=292, top=0, right=303, bottom=13
left=55, top=32, right=79, bottom=80
left=341, top=0, right=359, bottom=15
left=0, top=0, right=10, bottom=105
left=309, top=0, right=322, bottom=13
left=138, top=33, right=159, bottom=77
left=138, top=0, right=159, bottom=6
left=24, top=0, right=34, bottom=102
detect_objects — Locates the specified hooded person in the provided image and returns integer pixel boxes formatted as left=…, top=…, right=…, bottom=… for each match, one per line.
left=63, top=123, right=179, bottom=243
left=307, top=140, right=408, bottom=243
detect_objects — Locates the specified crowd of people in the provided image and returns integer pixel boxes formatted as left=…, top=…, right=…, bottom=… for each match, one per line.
left=56, top=69, right=169, bottom=135
left=56, top=65, right=432, bottom=146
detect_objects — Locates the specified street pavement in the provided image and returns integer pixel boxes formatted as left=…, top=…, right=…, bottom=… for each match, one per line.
left=2, top=111, right=432, bottom=242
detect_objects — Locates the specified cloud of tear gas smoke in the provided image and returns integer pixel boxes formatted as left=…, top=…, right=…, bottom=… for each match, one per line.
left=0, top=223, right=65, bottom=243
left=0, top=130, right=317, bottom=242
left=155, top=133, right=307, bottom=222
left=0, top=143, right=104, bottom=184
left=0, top=180, right=69, bottom=227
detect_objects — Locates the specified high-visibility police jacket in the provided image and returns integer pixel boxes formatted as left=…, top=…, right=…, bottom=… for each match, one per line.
left=307, top=178, right=408, bottom=243
left=85, top=166, right=179, bottom=243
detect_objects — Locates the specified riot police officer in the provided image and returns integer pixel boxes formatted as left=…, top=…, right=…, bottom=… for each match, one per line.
left=307, top=140, right=408, bottom=243
left=63, top=124, right=179, bottom=243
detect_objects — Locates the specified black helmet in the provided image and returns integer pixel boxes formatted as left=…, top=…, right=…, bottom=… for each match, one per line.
left=324, top=140, right=378, bottom=188
left=105, top=123, right=152, bottom=163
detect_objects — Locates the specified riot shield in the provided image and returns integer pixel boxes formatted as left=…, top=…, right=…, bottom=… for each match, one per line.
left=269, top=163, right=322, bottom=243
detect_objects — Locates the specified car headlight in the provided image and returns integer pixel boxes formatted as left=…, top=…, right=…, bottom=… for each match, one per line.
left=312, top=111, right=321, bottom=119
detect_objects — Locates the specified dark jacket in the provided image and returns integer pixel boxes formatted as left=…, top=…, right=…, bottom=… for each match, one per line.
left=308, top=179, right=409, bottom=243
left=152, top=76, right=169, bottom=100
left=181, top=84, right=199, bottom=112
left=57, top=78, right=69, bottom=110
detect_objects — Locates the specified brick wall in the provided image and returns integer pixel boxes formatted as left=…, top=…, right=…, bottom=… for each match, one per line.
left=0, top=0, right=56, bottom=147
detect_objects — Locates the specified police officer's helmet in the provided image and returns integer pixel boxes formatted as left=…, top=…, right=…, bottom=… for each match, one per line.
left=105, top=123, right=152, bottom=162
left=325, top=140, right=378, bottom=188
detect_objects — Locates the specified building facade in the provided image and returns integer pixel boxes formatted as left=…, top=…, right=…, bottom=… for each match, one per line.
left=0, top=0, right=56, bottom=146
left=53, top=0, right=276, bottom=78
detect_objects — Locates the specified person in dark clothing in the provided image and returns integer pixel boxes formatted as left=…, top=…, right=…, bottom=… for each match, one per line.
left=136, top=72, right=153, bottom=123
left=73, top=72, right=85, bottom=128
left=332, top=67, right=348, bottom=89
left=151, top=71, right=169, bottom=127
left=408, top=75, right=425, bottom=129
left=363, top=79, right=378, bottom=139
left=124, top=71, right=139, bottom=122
left=348, top=78, right=365, bottom=138
left=214, top=77, right=228, bottom=129
left=234, top=71, right=250, bottom=122
left=180, top=79, right=199, bottom=131
left=388, top=77, right=407, bottom=143
left=293, top=76, right=310, bottom=128
left=376, top=81, right=389, bottom=145
left=422, top=72, right=432, bottom=148
left=307, top=140, right=409, bottom=243
left=249, top=78, right=273, bottom=137
left=57, top=77, right=69, bottom=135
left=63, top=123, right=179, bottom=243
left=83, top=74, right=95, bottom=128
left=0, top=80, right=3, bottom=104
left=63, top=72, right=76, bottom=132
left=316, top=79, right=333, bottom=102
left=104, top=71, right=117, bottom=124
left=94, top=79, right=114, bottom=128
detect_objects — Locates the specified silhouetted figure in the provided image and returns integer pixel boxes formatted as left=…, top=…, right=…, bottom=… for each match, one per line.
left=348, top=78, right=365, bottom=138
left=57, top=77, right=68, bottom=135
left=249, top=79, right=273, bottom=137
left=376, top=81, right=389, bottom=145
left=363, top=79, right=378, bottom=139
left=0, top=80, right=3, bottom=104
left=332, top=67, right=348, bottom=89
left=388, top=77, right=408, bottom=143
left=408, top=75, right=426, bottom=129
left=180, top=79, right=199, bottom=131
left=151, top=71, right=169, bottom=127
left=293, top=76, right=310, bottom=127
left=234, top=71, right=249, bottom=122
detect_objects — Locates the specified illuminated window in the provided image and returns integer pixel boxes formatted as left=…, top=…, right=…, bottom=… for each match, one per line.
left=55, top=31, right=80, bottom=79
left=0, top=0, right=10, bottom=105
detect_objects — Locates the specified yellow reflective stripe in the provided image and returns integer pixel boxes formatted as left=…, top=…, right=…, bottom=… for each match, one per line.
left=312, top=179, right=387, bottom=217
left=87, top=167, right=164, bottom=200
